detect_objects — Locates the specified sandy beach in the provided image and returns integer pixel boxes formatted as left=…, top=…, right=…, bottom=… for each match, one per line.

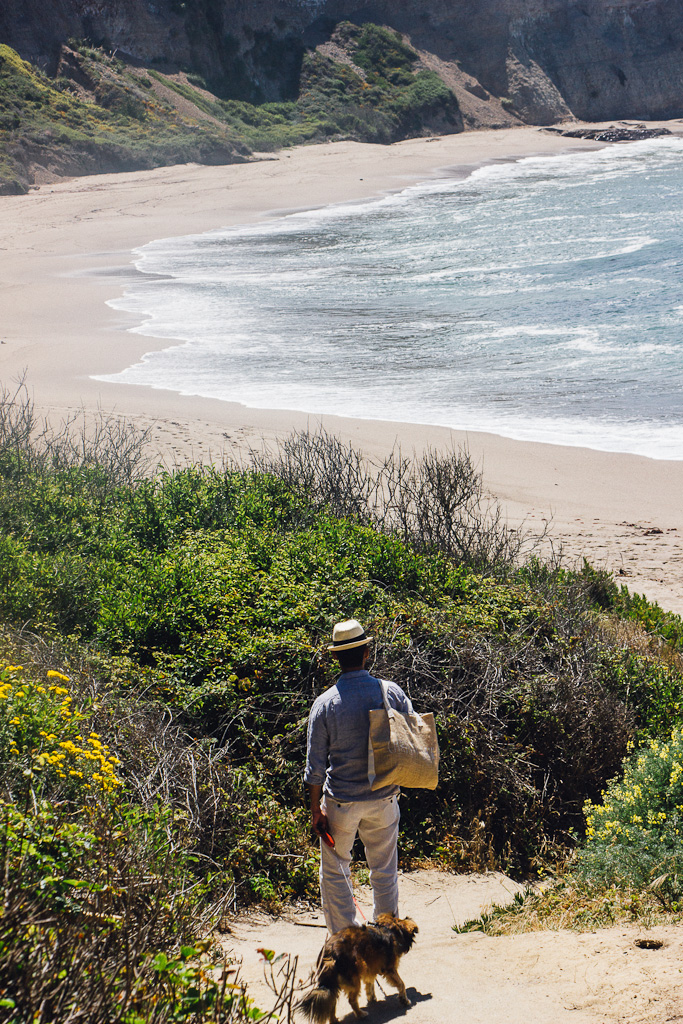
left=2, top=123, right=683, bottom=614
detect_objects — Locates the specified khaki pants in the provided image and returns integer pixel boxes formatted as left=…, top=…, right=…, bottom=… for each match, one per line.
left=319, top=793, right=400, bottom=935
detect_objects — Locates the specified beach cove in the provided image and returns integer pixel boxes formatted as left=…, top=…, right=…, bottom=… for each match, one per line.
left=2, top=122, right=683, bottom=614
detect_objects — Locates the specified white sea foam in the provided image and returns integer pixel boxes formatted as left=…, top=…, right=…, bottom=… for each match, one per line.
left=97, top=136, right=683, bottom=460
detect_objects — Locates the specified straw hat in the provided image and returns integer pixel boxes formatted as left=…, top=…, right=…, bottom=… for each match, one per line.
left=328, top=619, right=374, bottom=652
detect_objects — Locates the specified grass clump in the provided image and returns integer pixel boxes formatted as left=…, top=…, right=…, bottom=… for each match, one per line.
left=454, top=878, right=683, bottom=934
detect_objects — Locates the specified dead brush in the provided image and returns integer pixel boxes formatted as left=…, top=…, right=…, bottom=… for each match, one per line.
left=596, top=614, right=683, bottom=670
left=0, top=376, right=153, bottom=487
left=248, top=427, right=544, bottom=572
left=370, top=615, right=634, bottom=871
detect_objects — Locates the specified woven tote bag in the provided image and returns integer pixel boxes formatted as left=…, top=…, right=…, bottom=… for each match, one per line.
left=368, top=679, right=439, bottom=790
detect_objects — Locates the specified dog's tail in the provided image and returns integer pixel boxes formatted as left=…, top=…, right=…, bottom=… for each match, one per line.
left=296, top=957, right=339, bottom=1023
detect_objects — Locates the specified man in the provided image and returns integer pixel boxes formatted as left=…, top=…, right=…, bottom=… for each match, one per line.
left=304, top=619, right=414, bottom=935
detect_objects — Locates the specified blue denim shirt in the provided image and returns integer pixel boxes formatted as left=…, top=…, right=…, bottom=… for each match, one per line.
left=304, top=670, right=413, bottom=802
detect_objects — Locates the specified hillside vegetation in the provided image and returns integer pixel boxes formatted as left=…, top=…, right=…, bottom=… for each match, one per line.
left=0, top=24, right=460, bottom=194
left=0, top=43, right=249, bottom=195
left=2, top=383, right=683, bottom=1019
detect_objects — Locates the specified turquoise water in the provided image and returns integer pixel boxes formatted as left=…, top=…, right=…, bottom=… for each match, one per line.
left=98, top=137, right=683, bottom=458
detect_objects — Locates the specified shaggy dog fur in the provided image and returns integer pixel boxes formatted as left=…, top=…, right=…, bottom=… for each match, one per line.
left=297, top=913, right=418, bottom=1023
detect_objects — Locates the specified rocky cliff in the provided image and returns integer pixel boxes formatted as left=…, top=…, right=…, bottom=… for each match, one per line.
left=2, top=0, right=682, bottom=124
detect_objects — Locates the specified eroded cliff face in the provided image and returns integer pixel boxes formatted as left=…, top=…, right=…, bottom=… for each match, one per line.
left=508, top=0, right=683, bottom=121
left=2, top=0, right=682, bottom=123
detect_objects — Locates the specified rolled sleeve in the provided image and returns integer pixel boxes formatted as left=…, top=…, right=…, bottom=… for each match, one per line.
left=304, top=698, right=329, bottom=787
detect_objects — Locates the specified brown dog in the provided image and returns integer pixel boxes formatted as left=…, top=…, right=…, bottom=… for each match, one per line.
left=297, top=913, right=418, bottom=1024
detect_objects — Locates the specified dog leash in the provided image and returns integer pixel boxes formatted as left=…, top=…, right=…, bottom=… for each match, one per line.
left=324, top=835, right=368, bottom=922
left=349, top=881, right=368, bottom=923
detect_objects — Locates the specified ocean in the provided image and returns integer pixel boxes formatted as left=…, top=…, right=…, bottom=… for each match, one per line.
left=97, top=137, right=683, bottom=459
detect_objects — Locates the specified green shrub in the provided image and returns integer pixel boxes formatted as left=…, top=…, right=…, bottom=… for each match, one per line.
left=575, top=561, right=683, bottom=651
left=222, top=767, right=317, bottom=905
left=0, top=800, right=272, bottom=1023
left=597, top=649, right=683, bottom=740
left=576, top=728, right=683, bottom=903
left=0, top=661, right=121, bottom=802
left=353, top=24, right=418, bottom=84
left=294, top=24, right=461, bottom=144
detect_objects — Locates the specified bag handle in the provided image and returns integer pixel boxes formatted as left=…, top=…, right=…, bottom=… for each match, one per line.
left=378, top=678, right=394, bottom=719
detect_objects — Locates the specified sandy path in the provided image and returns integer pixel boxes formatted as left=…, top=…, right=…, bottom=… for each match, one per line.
left=225, top=870, right=683, bottom=1024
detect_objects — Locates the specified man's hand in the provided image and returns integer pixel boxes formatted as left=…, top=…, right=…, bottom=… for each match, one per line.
left=314, top=812, right=335, bottom=848
left=306, top=783, right=334, bottom=847
left=312, top=806, right=331, bottom=836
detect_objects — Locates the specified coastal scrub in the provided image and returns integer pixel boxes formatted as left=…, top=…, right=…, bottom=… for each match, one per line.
left=1, top=397, right=682, bottom=875
left=1, top=395, right=683, bottom=1008
left=576, top=728, right=683, bottom=900
left=0, top=662, right=121, bottom=800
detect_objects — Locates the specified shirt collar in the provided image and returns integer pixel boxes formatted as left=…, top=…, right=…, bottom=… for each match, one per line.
left=337, top=669, right=373, bottom=681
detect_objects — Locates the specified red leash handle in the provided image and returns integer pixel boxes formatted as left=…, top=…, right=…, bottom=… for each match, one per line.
left=316, top=822, right=335, bottom=848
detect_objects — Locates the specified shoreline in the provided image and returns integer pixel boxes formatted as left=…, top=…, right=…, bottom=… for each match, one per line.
left=2, top=123, right=683, bottom=614
left=0, top=125, right=611, bottom=390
